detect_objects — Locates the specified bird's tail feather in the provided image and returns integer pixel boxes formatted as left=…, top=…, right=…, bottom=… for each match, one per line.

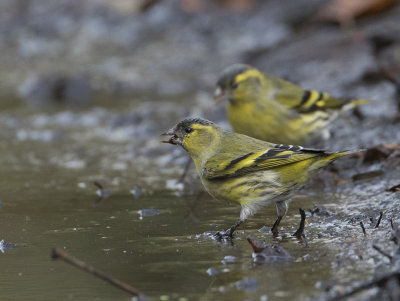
left=343, top=99, right=370, bottom=111
left=327, top=149, right=364, bottom=161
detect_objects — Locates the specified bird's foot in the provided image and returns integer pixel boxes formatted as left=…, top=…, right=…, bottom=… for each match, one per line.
left=214, top=229, right=235, bottom=240
left=213, top=220, right=244, bottom=240
left=271, top=228, right=279, bottom=237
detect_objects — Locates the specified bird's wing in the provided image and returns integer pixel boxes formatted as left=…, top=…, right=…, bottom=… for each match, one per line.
left=266, top=75, right=365, bottom=113
left=202, top=144, right=327, bottom=180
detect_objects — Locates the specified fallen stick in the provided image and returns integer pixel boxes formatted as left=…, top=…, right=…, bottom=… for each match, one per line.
left=359, top=221, right=366, bottom=237
left=52, top=248, right=143, bottom=297
left=375, top=212, right=383, bottom=228
left=372, top=244, right=393, bottom=262
left=93, top=181, right=109, bottom=204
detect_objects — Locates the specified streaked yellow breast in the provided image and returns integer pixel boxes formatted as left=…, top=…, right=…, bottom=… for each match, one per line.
left=200, top=170, right=282, bottom=207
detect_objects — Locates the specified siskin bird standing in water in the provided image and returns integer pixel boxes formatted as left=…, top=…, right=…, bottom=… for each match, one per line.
left=214, top=64, right=369, bottom=145
left=161, top=118, right=357, bottom=238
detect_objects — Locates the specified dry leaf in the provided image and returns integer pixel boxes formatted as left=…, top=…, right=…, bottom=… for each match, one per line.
left=316, top=0, right=396, bottom=25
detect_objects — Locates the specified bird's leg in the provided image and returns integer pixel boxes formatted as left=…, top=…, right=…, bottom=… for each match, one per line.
left=271, top=200, right=288, bottom=236
left=271, top=216, right=282, bottom=236
left=214, top=220, right=244, bottom=239
left=225, top=220, right=244, bottom=237
left=293, top=208, right=306, bottom=238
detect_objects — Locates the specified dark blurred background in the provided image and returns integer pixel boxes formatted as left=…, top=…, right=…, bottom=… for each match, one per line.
left=1, top=0, right=398, bottom=107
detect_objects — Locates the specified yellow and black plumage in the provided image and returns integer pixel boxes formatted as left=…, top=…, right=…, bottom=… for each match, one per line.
left=215, top=64, right=369, bottom=145
left=162, top=118, right=356, bottom=238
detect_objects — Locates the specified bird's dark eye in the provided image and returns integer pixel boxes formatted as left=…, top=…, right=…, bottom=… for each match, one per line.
left=232, top=82, right=238, bottom=89
left=185, top=127, right=193, bottom=134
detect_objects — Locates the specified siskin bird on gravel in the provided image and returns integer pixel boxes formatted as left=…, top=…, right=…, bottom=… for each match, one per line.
left=161, top=118, right=357, bottom=238
left=214, top=64, right=369, bottom=145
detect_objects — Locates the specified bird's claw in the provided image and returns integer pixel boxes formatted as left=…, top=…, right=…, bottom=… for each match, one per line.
left=213, top=229, right=234, bottom=240
left=271, top=228, right=279, bottom=237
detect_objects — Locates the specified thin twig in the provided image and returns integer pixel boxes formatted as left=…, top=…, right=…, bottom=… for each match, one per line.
left=391, top=218, right=395, bottom=230
left=369, top=217, right=375, bottom=226
left=375, top=212, right=383, bottom=228
left=372, top=244, right=393, bottom=262
left=93, top=181, right=110, bottom=204
left=359, top=221, right=366, bottom=237
left=52, top=248, right=144, bottom=297
left=93, top=181, right=103, bottom=190
left=93, top=181, right=104, bottom=204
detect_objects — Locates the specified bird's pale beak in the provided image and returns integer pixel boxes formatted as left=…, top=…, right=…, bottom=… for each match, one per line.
left=213, top=87, right=226, bottom=103
left=160, top=127, right=181, bottom=145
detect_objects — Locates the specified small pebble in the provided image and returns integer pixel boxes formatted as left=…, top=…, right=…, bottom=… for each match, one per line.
left=137, top=209, right=161, bottom=217
left=221, top=255, right=237, bottom=264
left=166, top=179, right=184, bottom=191
left=130, top=187, right=142, bottom=198
left=77, top=182, right=86, bottom=189
left=206, top=267, right=218, bottom=276
left=235, top=277, right=258, bottom=293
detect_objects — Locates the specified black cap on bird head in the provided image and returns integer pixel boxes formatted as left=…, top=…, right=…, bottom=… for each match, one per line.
left=160, top=118, right=215, bottom=146
left=214, top=64, right=253, bottom=102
